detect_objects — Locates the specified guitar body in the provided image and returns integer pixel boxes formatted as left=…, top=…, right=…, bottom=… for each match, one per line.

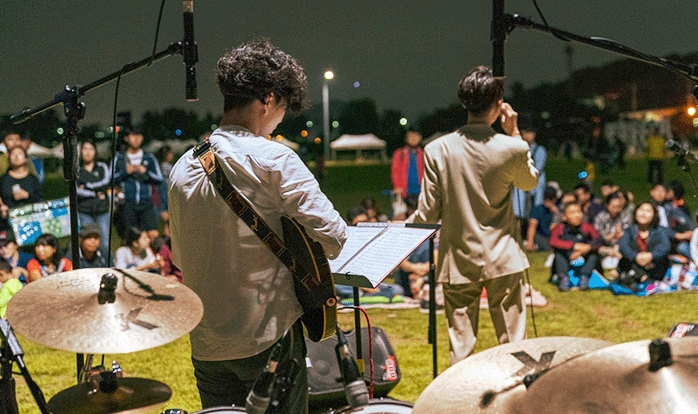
left=281, top=216, right=337, bottom=342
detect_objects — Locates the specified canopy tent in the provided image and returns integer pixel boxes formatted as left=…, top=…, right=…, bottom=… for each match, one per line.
left=144, top=139, right=198, bottom=156
left=0, top=143, right=57, bottom=159
left=329, top=134, right=387, bottom=160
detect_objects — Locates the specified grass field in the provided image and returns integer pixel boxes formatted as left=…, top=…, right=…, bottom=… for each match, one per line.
left=10, top=155, right=698, bottom=413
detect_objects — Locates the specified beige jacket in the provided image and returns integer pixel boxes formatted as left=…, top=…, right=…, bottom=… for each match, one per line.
left=408, top=124, right=539, bottom=284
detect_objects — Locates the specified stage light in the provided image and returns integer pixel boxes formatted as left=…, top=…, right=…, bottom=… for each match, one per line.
left=324, top=71, right=334, bottom=80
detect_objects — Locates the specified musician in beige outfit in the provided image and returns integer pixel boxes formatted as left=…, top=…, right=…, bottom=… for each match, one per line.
left=408, top=66, right=539, bottom=363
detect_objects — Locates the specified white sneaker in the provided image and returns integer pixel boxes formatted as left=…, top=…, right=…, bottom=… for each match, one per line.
left=544, top=253, right=555, bottom=268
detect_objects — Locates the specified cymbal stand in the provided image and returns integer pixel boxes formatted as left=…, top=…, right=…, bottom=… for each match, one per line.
left=0, top=319, right=50, bottom=414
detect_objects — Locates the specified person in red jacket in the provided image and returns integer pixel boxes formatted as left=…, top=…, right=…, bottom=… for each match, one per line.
left=550, top=202, right=602, bottom=291
left=391, top=128, right=424, bottom=217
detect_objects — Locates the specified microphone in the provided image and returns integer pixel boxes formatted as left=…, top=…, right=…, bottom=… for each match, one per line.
left=245, top=342, right=283, bottom=414
left=491, top=0, right=506, bottom=78
left=335, top=327, right=369, bottom=409
left=182, top=0, right=198, bottom=101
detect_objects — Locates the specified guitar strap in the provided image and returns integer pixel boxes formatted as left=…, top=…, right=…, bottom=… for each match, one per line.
left=192, top=138, right=322, bottom=297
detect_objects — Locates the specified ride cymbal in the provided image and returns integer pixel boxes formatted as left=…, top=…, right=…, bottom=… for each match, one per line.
left=412, top=336, right=612, bottom=414
left=48, top=377, right=172, bottom=414
left=6, top=268, right=203, bottom=354
left=507, top=337, right=698, bottom=414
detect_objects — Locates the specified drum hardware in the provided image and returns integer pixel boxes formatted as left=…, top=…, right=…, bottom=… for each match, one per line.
left=323, top=397, right=413, bottom=413
left=0, top=318, right=50, bottom=414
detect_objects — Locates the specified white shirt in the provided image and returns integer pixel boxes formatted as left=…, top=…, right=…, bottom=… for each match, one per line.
left=169, top=126, right=347, bottom=360
left=114, top=246, right=156, bottom=270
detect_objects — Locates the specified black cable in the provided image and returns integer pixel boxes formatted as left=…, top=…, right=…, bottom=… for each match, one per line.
left=524, top=268, right=538, bottom=337
left=531, top=0, right=570, bottom=42
left=149, top=0, right=167, bottom=66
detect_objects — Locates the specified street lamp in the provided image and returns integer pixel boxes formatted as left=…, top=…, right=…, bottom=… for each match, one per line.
left=323, top=70, right=334, bottom=160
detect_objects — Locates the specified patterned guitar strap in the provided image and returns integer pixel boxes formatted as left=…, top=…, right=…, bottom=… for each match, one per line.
left=192, top=138, right=323, bottom=301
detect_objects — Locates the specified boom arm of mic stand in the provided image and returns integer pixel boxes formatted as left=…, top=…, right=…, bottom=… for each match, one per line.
left=506, top=14, right=698, bottom=84
left=10, top=42, right=182, bottom=125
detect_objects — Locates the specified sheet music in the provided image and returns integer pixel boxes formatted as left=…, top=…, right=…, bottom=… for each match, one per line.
left=329, top=225, right=436, bottom=288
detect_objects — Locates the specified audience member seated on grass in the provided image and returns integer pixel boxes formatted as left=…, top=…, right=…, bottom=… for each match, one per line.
left=0, top=146, right=43, bottom=209
left=650, top=183, right=669, bottom=227
left=574, top=182, right=603, bottom=225
left=27, top=233, right=73, bottom=283
left=361, top=196, right=389, bottom=222
left=65, top=224, right=110, bottom=269
left=114, top=227, right=160, bottom=273
left=599, top=179, right=619, bottom=199
left=616, top=201, right=670, bottom=290
left=0, top=230, right=30, bottom=283
left=550, top=202, right=602, bottom=291
left=0, top=257, right=21, bottom=318
left=525, top=186, right=559, bottom=252
left=594, top=190, right=632, bottom=269
left=151, top=235, right=182, bottom=283
left=550, top=190, right=577, bottom=229
left=664, top=180, right=694, bottom=260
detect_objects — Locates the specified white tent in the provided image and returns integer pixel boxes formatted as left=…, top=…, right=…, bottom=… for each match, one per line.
left=0, top=143, right=57, bottom=159
left=144, top=139, right=198, bottom=156
left=329, top=134, right=387, bottom=160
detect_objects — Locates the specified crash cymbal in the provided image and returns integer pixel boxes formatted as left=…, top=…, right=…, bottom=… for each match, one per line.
left=6, top=268, right=203, bottom=354
left=506, top=337, right=698, bottom=414
left=412, top=337, right=612, bottom=414
left=48, top=377, right=172, bottom=414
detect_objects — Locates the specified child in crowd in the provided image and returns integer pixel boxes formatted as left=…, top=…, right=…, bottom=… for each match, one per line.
left=0, top=230, right=30, bottom=283
left=114, top=227, right=160, bottom=272
left=664, top=180, right=694, bottom=259
left=27, top=233, right=73, bottom=283
left=525, top=186, right=559, bottom=251
left=0, top=257, right=21, bottom=318
left=617, top=202, right=670, bottom=289
left=593, top=191, right=632, bottom=269
left=650, top=183, right=669, bottom=227
left=550, top=203, right=602, bottom=291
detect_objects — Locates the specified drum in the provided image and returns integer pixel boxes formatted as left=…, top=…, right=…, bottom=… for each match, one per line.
left=192, top=408, right=245, bottom=413
left=325, top=398, right=413, bottom=413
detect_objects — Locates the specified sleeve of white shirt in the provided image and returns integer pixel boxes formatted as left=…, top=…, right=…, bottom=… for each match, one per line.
left=274, top=151, right=347, bottom=259
left=114, top=247, right=129, bottom=269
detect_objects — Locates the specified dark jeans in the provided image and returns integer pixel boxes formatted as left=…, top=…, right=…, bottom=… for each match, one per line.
left=648, top=160, right=663, bottom=184
left=120, top=200, right=158, bottom=237
left=554, top=251, right=599, bottom=278
left=617, top=256, right=669, bottom=282
left=191, top=319, right=308, bottom=413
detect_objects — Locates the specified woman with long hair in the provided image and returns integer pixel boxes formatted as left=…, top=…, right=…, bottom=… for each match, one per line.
left=114, top=227, right=159, bottom=272
left=26, top=233, right=73, bottom=283
left=0, top=146, right=43, bottom=209
left=77, top=140, right=111, bottom=250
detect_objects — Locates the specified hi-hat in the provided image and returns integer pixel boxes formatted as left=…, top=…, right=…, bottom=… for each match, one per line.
left=506, top=337, right=698, bottom=414
left=412, top=336, right=612, bottom=414
left=6, top=268, right=203, bottom=354
left=48, top=377, right=172, bottom=414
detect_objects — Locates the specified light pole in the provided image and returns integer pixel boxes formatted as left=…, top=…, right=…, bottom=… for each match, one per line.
left=322, top=70, right=334, bottom=161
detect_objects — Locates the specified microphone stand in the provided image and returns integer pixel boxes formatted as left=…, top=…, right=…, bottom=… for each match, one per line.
left=9, top=41, right=185, bottom=383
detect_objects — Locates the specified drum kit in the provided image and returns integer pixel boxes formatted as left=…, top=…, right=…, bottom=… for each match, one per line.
left=4, top=268, right=698, bottom=413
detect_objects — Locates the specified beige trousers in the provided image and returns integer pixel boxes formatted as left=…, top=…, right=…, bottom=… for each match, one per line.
left=443, top=272, right=527, bottom=364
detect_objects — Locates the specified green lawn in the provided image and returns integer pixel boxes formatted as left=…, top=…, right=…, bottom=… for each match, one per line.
left=10, top=155, right=698, bottom=413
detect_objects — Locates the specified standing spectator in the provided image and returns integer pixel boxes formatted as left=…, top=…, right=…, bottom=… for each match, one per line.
left=0, top=147, right=43, bottom=208
left=0, top=131, right=39, bottom=178
left=617, top=202, right=670, bottom=289
left=27, top=234, right=73, bottom=283
left=550, top=203, right=602, bottom=291
left=0, top=230, right=31, bottom=283
left=0, top=257, right=21, bottom=318
left=513, top=120, right=547, bottom=228
left=19, top=134, right=44, bottom=184
left=112, top=128, right=164, bottom=240
left=614, top=136, right=627, bottom=169
left=114, top=227, right=159, bottom=272
left=645, top=126, right=667, bottom=184
left=407, top=66, right=539, bottom=363
left=154, top=145, right=175, bottom=235
left=77, top=140, right=111, bottom=253
left=66, top=224, right=110, bottom=268
left=391, top=128, right=424, bottom=220
left=525, top=186, right=559, bottom=252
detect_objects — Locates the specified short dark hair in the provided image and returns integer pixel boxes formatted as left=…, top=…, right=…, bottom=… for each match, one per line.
left=216, top=39, right=308, bottom=113
left=573, top=182, right=592, bottom=194
left=125, top=227, right=145, bottom=247
left=0, top=256, right=11, bottom=274
left=543, top=186, right=558, bottom=201
left=668, top=180, right=685, bottom=200
left=457, top=66, right=504, bottom=117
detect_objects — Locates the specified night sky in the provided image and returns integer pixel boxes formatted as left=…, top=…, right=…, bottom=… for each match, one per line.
left=2, top=0, right=696, bottom=127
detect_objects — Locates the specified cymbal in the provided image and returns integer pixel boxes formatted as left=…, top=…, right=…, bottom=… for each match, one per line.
left=412, top=336, right=612, bottom=414
left=506, top=337, right=698, bottom=414
left=6, top=268, right=203, bottom=354
left=48, top=377, right=172, bottom=414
